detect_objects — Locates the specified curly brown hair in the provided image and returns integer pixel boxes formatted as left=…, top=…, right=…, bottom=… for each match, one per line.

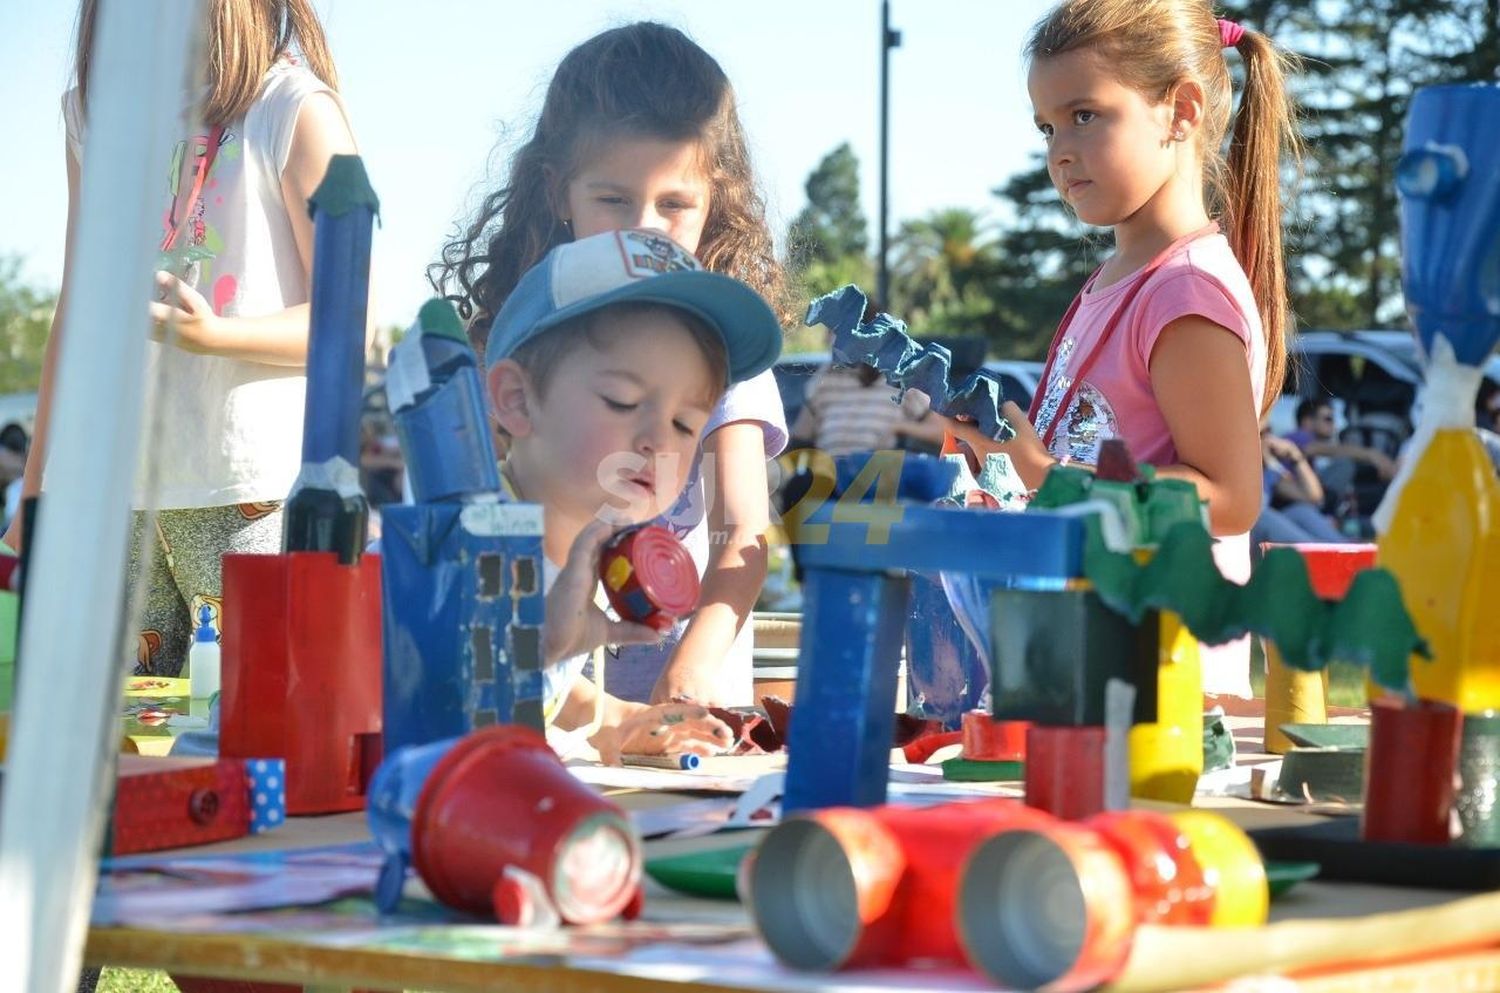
left=429, top=22, right=791, bottom=361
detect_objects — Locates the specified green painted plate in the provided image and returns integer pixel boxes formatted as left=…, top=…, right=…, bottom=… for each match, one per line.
left=1279, top=723, right=1368, bottom=750
left=645, top=846, right=1319, bottom=902
left=644, top=843, right=753, bottom=900
left=1267, top=859, right=1321, bottom=898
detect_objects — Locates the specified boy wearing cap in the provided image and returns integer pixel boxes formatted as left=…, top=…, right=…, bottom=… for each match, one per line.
left=484, top=229, right=782, bottom=763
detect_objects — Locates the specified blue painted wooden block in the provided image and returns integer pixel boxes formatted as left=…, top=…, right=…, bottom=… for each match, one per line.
left=380, top=501, right=546, bottom=753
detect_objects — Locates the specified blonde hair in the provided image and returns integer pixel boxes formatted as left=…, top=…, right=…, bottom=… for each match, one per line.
left=1028, top=0, right=1302, bottom=410
left=74, top=0, right=338, bottom=127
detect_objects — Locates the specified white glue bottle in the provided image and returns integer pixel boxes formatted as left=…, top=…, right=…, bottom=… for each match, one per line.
left=189, top=603, right=221, bottom=702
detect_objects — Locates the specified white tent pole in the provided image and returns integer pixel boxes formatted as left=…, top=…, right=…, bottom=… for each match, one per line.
left=0, top=1, right=200, bottom=990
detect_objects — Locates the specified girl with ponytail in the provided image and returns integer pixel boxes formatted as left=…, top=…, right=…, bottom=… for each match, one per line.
left=945, top=0, right=1302, bottom=696
left=7, top=0, right=360, bottom=686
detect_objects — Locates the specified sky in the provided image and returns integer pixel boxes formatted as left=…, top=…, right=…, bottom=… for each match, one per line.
left=0, top=0, right=1057, bottom=328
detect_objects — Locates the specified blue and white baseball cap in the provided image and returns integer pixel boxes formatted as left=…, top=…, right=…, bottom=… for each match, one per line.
left=486, top=228, right=783, bottom=383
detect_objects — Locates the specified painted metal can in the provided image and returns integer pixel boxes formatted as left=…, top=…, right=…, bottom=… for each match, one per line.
left=1455, top=710, right=1500, bottom=848
left=961, top=710, right=1028, bottom=761
left=1362, top=696, right=1462, bottom=845
left=599, top=524, right=700, bottom=633
left=957, top=819, right=1136, bottom=992
left=1025, top=725, right=1106, bottom=820
left=1167, top=811, right=1268, bottom=927
left=1087, top=809, right=1212, bottom=926
left=749, top=799, right=1045, bottom=970
left=406, top=725, right=641, bottom=925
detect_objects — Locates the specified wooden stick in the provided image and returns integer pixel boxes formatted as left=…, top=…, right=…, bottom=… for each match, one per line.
left=1107, top=888, right=1500, bottom=992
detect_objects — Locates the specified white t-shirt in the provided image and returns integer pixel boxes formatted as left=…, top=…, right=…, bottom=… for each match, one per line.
left=604, top=369, right=788, bottom=704
left=64, top=60, right=338, bottom=509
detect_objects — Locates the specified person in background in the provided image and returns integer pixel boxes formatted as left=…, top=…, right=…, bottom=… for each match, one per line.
left=1285, top=396, right=1396, bottom=504
left=433, top=23, right=789, bottom=708
left=791, top=362, right=944, bottom=457
left=4, top=0, right=359, bottom=684
left=1254, top=418, right=1347, bottom=546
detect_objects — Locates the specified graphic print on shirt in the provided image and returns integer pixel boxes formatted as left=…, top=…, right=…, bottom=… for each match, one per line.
left=160, top=127, right=236, bottom=313
left=1033, top=336, right=1120, bottom=467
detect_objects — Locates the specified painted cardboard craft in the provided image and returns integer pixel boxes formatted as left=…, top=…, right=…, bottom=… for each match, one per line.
left=111, top=755, right=285, bottom=855
left=806, top=284, right=1013, bottom=441
left=219, top=552, right=383, bottom=815
left=281, top=155, right=378, bottom=565
left=381, top=501, right=546, bottom=754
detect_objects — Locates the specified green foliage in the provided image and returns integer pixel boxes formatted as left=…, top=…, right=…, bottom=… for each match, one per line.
left=787, top=143, right=869, bottom=269
left=97, top=968, right=178, bottom=992
left=0, top=257, right=56, bottom=394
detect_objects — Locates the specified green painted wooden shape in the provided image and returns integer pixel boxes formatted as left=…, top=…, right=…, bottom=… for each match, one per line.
left=644, top=844, right=751, bottom=900
left=1280, top=723, right=1369, bottom=750
left=1033, top=463, right=1427, bottom=692
left=941, top=757, right=1025, bottom=782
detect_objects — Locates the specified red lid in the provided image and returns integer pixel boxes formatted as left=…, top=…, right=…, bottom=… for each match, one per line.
left=627, top=525, right=700, bottom=618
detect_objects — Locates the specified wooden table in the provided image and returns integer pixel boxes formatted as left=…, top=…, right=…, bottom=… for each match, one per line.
left=83, top=729, right=1500, bottom=993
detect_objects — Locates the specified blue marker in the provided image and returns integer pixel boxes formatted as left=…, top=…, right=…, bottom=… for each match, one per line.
left=623, top=753, right=702, bottom=771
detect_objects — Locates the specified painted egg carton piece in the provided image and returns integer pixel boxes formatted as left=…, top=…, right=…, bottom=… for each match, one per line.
left=805, top=285, right=1014, bottom=441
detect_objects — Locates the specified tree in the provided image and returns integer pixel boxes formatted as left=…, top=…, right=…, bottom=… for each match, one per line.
left=0, top=257, right=56, bottom=394
left=786, top=143, right=869, bottom=270
left=983, top=155, right=1107, bottom=359
left=889, top=207, right=1003, bottom=342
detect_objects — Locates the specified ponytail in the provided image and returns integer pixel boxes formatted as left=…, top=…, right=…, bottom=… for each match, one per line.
left=1221, top=28, right=1302, bottom=410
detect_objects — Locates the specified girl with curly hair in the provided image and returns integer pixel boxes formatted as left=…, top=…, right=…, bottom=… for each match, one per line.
left=433, top=22, right=790, bottom=709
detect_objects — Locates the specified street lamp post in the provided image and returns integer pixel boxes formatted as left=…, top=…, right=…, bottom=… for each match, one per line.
left=878, top=0, right=902, bottom=310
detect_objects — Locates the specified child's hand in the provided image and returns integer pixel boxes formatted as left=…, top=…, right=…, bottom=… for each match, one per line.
left=589, top=702, right=732, bottom=766
left=544, top=519, right=660, bottom=667
left=149, top=271, right=220, bottom=353
left=940, top=401, right=1057, bottom=490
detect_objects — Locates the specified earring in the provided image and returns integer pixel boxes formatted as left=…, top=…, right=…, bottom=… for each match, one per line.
left=1171, top=128, right=1187, bottom=142
left=560, top=217, right=573, bottom=233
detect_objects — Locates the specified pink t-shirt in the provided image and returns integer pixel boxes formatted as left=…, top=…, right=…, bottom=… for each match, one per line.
left=1032, top=232, right=1266, bottom=696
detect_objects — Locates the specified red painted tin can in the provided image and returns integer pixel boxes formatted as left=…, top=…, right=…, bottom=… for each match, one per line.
left=219, top=551, right=383, bottom=815
left=1087, top=809, right=1212, bottom=926
left=1362, top=696, right=1462, bottom=845
left=961, top=710, right=1029, bottom=761
left=410, top=725, right=641, bottom=924
left=750, top=799, right=1046, bottom=970
left=957, top=819, right=1136, bottom=992
left=599, top=525, right=700, bottom=632
left=1025, top=725, right=1106, bottom=820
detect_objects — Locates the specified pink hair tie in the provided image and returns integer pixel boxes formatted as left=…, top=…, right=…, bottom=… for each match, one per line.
left=1218, top=17, right=1246, bottom=48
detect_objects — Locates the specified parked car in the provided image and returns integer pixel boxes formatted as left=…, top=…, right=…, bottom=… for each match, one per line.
left=1272, top=331, right=1426, bottom=457
left=981, top=359, right=1045, bottom=414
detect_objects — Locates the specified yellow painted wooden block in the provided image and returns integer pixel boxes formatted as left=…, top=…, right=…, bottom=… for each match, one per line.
left=1378, top=429, right=1500, bottom=711
left=1129, top=612, right=1203, bottom=803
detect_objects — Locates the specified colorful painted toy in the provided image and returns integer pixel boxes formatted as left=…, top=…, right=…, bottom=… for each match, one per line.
left=368, top=726, right=642, bottom=924
left=807, top=284, right=1013, bottom=441
left=381, top=500, right=548, bottom=752
left=598, top=524, right=699, bottom=633
left=281, top=155, right=378, bottom=565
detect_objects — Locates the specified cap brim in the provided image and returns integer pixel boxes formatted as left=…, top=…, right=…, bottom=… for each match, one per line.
left=528, top=270, right=782, bottom=383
